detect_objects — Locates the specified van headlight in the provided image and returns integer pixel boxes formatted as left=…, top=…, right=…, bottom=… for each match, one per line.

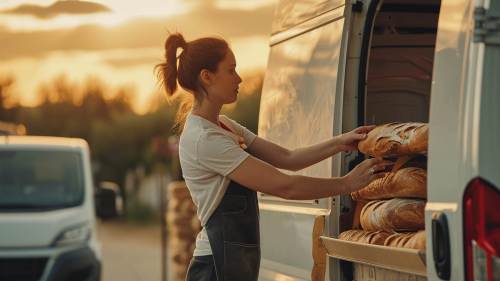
left=52, top=223, right=90, bottom=247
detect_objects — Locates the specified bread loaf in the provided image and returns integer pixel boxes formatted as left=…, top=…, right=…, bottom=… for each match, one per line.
left=351, top=200, right=368, bottom=229
left=351, top=167, right=427, bottom=201
left=360, top=199, right=425, bottom=232
left=338, top=229, right=391, bottom=245
left=384, top=230, right=426, bottom=250
left=358, top=123, right=428, bottom=157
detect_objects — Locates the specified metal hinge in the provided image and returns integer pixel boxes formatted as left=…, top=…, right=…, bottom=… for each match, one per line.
left=474, top=7, right=500, bottom=45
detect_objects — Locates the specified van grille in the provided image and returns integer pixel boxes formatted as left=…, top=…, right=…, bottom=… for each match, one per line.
left=0, top=257, right=48, bottom=281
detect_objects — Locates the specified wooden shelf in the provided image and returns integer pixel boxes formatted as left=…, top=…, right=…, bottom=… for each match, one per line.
left=320, top=236, right=427, bottom=276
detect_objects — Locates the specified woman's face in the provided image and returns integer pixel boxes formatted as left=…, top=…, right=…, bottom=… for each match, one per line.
left=204, top=49, right=242, bottom=104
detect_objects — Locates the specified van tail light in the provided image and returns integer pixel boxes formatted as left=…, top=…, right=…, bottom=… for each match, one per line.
left=463, top=178, right=500, bottom=281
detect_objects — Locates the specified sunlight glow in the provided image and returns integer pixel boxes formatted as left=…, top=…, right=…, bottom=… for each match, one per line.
left=0, top=0, right=191, bottom=31
left=0, top=0, right=273, bottom=114
left=0, top=39, right=268, bottom=114
left=215, top=0, right=277, bottom=10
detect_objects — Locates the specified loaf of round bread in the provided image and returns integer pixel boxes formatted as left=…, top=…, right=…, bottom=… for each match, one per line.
left=338, top=229, right=391, bottom=246
left=358, top=123, right=428, bottom=157
left=360, top=199, right=425, bottom=232
left=384, top=230, right=426, bottom=250
left=351, top=167, right=427, bottom=201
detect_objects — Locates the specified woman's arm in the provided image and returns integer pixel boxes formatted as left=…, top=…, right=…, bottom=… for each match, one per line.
left=228, top=155, right=391, bottom=200
left=247, top=125, right=376, bottom=171
left=247, top=136, right=343, bottom=171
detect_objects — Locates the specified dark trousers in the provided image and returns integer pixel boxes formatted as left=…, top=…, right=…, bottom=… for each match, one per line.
left=185, top=255, right=217, bottom=281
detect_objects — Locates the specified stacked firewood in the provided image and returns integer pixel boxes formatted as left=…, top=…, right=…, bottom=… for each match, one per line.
left=167, top=181, right=202, bottom=281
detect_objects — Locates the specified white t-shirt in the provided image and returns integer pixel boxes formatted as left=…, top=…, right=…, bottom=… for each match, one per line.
left=179, top=113, right=257, bottom=256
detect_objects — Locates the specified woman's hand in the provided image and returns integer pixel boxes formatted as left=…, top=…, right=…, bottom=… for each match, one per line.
left=341, top=158, right=393, bottom=193
left=336, top=125, right=376, bottom=153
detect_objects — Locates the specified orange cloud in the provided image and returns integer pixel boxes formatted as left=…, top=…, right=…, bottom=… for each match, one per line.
left=1, top=1, right=111, bottom=19
left=0, top=5, right=274, bottom=60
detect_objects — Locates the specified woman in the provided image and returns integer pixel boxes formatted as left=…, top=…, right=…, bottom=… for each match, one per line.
left=156, top=33, right=391, bottom=281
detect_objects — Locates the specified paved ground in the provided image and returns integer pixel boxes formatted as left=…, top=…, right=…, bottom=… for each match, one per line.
left=96, top=219, right=173, bottom=281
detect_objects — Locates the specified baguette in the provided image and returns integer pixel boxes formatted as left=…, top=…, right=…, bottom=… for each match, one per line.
left=358, top=123, right=428, bottom=157
left=351, top=167, right=427, bottom=201
left=384, top=230, right=426, bottom=250
left=338, top=229, right=391, bottom=246
left=360, top=199, right=425, bottom=232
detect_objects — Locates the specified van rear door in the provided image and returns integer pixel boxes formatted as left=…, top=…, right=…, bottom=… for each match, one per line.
left=257, top=1, right=352, bottom=280
left=427, top=0, right=500, bottom=280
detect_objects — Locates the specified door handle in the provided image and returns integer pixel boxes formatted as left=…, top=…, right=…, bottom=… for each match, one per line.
left=432, top=212, right=451, bottom=280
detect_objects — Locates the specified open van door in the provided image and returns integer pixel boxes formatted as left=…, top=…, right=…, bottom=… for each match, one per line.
left=257, top=1, right=355, bottom=280
left=427, top=0, right=500, bottom=280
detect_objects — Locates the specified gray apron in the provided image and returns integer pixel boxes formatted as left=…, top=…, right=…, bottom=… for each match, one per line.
left=204, top=179, right=261, bottom=281
left=186, top=136, right=260, bottom=281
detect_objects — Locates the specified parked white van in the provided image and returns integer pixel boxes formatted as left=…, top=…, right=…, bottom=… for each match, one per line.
left=0, top=136, right=103, bottom=281
left=257, top=0, right=499, bottom=280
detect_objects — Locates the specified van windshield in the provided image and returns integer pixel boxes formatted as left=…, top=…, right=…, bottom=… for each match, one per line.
left=0, top=150, right=85, bottom=211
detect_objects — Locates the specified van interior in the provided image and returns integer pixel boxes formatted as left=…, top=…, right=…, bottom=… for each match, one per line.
left=340, top=0, right=441, bottom=278
left=363, top=0, right=441, bottom=125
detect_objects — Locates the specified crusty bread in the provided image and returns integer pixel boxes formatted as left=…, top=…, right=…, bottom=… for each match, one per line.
left=351, top=167, right=427, bottom=201
left=358, top=123, right=428, bottom=157
left=338, top=229, right=391, bottom=246
left=351, top=200, right=368, bottom=229
left=384, top=230, right=426, bottom=250
left=360, top=199, right=425, bottom=232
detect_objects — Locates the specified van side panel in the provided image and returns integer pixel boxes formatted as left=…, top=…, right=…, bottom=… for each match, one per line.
left=258, top=4, right=347, bottom=280
left=271, top=0, right=344, bottom=35
left=427, top=0, right=476, bottom=203
left=427, top=0, right=474, bottom=280
left=259, top=209, right=314, bottom=280
left=478, top=16, right=500, bottom=189
left=258, top=13, right=345, bottom=180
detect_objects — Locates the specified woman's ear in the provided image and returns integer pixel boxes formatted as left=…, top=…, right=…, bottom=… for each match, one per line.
left=199, top=69, right=212, bottom=87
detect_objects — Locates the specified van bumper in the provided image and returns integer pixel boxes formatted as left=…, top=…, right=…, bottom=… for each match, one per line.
left=45, top=246, right=101, bottom=281
left=0, top=245, right=101, bottom=281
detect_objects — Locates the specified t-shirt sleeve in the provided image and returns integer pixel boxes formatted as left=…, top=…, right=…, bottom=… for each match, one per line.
left=196, top=129, right=251, bottom=176
left=222, top=115, right=257, bottom=147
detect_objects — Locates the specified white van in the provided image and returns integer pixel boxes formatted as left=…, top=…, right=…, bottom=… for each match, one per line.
left=257, top=0, right=499, bottom=280
left=0, top=136, right=104, bottom=281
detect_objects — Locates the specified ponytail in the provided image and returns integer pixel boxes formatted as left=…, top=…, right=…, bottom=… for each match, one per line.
left=156, top=32, right=187, bottom=97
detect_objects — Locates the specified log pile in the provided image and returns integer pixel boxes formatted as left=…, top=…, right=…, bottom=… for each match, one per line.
left=167, top=181, right=201, bottom=281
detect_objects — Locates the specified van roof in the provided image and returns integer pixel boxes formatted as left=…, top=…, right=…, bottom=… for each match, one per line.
left=0, top=136, right=88, bottom=150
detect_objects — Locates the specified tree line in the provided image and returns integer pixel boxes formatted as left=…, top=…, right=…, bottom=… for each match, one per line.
left=0, top=72, right=263, bottom=209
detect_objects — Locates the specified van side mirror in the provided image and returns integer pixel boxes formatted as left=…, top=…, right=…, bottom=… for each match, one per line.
left=95, top=181, right=123, bottom=220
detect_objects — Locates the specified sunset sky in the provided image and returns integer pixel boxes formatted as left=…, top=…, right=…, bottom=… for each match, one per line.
left=0, top=0, right=277, bottom=113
